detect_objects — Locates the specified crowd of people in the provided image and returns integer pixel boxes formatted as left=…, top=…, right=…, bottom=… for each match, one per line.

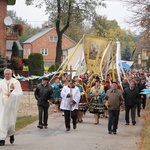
left=0, top=68, right=149, bottom=146
left=34, top=69, right=148, bottom=135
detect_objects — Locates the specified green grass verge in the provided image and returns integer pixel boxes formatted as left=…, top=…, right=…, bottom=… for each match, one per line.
left=141, top=100, right=150, bottom=150
left=16, top=116, right=38, bottom=131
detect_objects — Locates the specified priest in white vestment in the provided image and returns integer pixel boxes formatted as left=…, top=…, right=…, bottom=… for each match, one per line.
left=60, top=79, right=80, bottom=131
left=0, top=69, right=23, bottom=146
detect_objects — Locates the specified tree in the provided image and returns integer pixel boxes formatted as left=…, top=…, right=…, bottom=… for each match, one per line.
left=121, top=45, right=131, bottom=61
left=10, top=42, right=22, bottom=70
left=7, top=10, right=41, bottom=45
left=48, top=62, right=60, bottom=72
left=11, top=41, right=20, bottom=58
left=92, top=15, right=110, bottom=37
left=28, top=53, right=44, bottom=76
left=64, top=21, right=84, bottom=42
left=0, top=53, right=9, bottom=78
left=91, top=15, right=135, bottom=53
left=124, top=0, right=150, bottom=42
left=132, top=32, right=150, bottom=64
left=25, top=0, right=106, bottom=64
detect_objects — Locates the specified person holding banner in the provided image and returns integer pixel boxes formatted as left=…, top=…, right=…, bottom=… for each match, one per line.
left=60, top=79, right=80, bottom=131
left=0, top=69, right=23, bottom=146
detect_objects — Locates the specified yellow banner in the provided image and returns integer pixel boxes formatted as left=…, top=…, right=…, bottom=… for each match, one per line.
left=84, top=35, right=109, bottom=73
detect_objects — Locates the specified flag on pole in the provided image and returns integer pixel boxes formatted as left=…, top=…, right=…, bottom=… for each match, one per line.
left=84, top=35, right=109, bottom=73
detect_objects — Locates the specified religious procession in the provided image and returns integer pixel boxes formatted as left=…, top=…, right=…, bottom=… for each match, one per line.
left=0, top=1, right=149, bottom=149
left=0, top=35, right=149, bottom=147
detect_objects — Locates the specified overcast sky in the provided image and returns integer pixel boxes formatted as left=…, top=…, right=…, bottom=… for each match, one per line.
left=7, top=0, right=135, bottom=31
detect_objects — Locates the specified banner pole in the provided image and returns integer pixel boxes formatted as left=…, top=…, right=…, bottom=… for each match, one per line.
left=59, top=35, right=85, bottom=77
left=112, top=49, right=115, bottom=81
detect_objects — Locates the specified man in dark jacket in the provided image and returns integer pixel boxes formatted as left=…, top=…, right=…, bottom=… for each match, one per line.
left=140, top=78, right=147, bottom=109
left=123, top=81, right=139, bottom=125
left=134, top=77, right=142, bottom=117
left=34, top=77, right=54, bottom=129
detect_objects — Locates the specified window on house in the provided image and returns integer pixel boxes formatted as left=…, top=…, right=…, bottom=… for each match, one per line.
left=50, top=36, right=58, bottom=42
left=41, top=48, right=48, bottom=55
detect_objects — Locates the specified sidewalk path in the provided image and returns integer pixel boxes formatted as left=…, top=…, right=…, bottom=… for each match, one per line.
left=2, top=109, right=144, bottom=150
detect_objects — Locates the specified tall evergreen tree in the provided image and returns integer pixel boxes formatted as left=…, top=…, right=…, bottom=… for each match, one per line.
left=11, top=41, right=20, bottom=58
left=10, top=42, right=22, bottom=70
left=121, top=45, right=132, bottom=61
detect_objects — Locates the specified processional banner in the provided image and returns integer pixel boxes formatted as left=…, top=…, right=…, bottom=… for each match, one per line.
left=84, top=35, right=109, bottom=73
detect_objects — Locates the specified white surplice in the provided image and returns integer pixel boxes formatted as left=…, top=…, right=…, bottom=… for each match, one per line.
left=60, top=85, right=80, bottom=111
left=0, top=78, right=23, bottom=140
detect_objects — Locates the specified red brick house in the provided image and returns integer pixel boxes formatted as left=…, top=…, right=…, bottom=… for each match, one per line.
left=23, top=27, right=76, bottom=66
left=0, top=0, right=16, bottom=56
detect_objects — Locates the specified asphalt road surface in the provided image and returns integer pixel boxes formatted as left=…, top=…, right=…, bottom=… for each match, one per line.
left=1, top=109, right=144, bottom=150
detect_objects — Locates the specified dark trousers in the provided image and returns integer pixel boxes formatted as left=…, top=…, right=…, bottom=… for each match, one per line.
left=108, top=110, right=120, bottom=132
left=141, top=98, right=146, bottom=109
left=64, top=109, right=78, bottom=129
left=136, top=101, right=141, bottom=116
left=38, top=105, right=49, bottom=126
left=125, top=105, right=136, bottom=123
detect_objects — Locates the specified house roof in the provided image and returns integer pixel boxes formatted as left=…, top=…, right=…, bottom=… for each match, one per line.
left=23, top=28, right=54, bottom=44
left=23, top=27, right=76, bottom=44
left=62, top=34, right=76, bottom=45
left=62, top=44, right=76, bottom=51
left=6, top=40, right=23, bottom=51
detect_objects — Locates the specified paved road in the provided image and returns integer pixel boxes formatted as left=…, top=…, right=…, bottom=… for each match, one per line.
left=1, top=109, right=144, bottom=150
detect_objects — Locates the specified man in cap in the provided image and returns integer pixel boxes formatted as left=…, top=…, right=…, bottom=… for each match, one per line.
left=34, top=77, right=54, bottom=129
left=104, top=81, right=124, bottom=135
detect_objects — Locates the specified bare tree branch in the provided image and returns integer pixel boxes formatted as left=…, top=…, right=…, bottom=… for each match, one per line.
left=123, top=0, right=150, bottom=41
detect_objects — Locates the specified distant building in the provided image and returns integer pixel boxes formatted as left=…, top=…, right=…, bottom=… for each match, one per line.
left=141, top=47, right=150, bottom=67
left=23, top=27, right=76, bottom=67
left=137, top=54, right=141, bottom=66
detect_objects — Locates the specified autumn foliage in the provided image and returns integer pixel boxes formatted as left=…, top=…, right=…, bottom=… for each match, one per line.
left=11, top=56, right=22, bottom=70
left=13, top=24, right=24, bottom=36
